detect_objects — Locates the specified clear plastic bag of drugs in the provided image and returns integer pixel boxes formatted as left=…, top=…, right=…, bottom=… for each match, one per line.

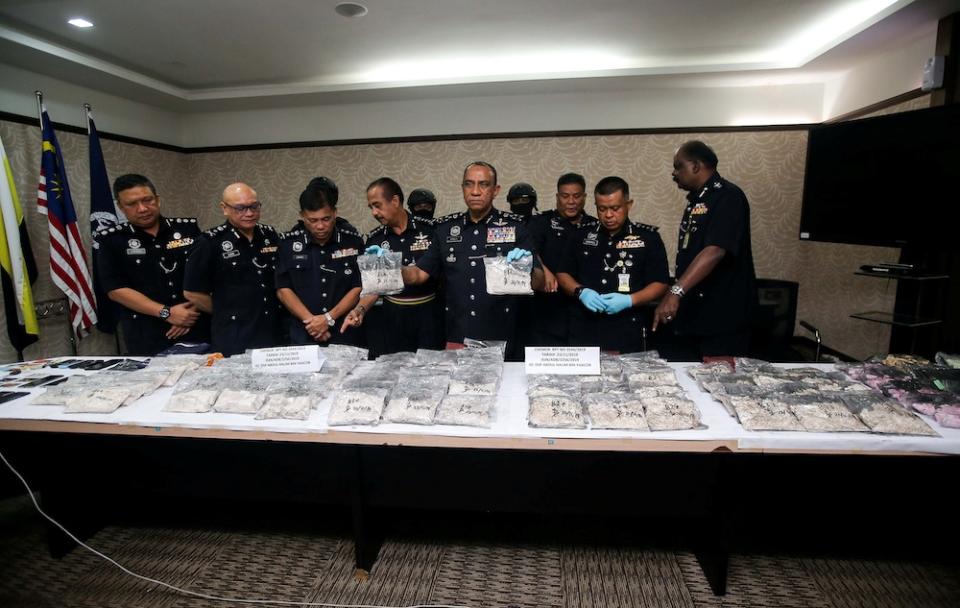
left=642, top=396, right=703, bottom=431
left=328, top=387, right=390, bottom=426
left=382, top=376, right=449, bottom=425
left=213, top=373, right=272, bottom=414
left=528, top=393, right=587, bottom=429
left=484, top=255, right=533, bottom=295
left=358, top=251, right=404, bottom=296
left=448, top=365, right=502, bottom=396
left=435, top=394, right=495, bottom=427
left=585, top=393, right=650, bottom=431
left=64, top=386, right=131, bottom=413
left=164, top=371, right=229, bottom=413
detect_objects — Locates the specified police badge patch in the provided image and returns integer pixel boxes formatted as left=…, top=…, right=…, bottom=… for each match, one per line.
left=292, top=241, right=304, bottom=252
left=222, top=241, right=234, bottom=252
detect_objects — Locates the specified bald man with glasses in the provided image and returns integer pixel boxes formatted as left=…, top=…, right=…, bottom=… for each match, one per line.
left=184, top=182, right=283, bottom=355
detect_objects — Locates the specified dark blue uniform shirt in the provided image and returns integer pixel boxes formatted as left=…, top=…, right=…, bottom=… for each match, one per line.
left=416, top=208, right=533, bottom=345
left=674, top=174, right=756, bottom=336
left=183, top=222, right=282, bottom=355
left=94, top=216, right=207, bottom=355
left=275, top=225, right=364, bottom=345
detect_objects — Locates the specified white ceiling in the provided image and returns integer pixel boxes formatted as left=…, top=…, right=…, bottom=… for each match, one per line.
left=1, top=0, right=958, bottom=111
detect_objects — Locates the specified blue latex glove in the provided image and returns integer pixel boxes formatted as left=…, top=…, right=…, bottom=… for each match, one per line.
left=578, top=288, right=607, bottom=313
left=600, top=292, right=632, bottom=314
left=365, top=245, right=387, bottom=257
left=505, top=248, right=531, bottom=262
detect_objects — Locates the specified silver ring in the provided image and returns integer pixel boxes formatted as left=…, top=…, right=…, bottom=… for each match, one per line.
left=666, top=315, right=673, bottom=320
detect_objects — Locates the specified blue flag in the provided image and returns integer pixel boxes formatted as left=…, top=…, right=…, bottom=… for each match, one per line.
left=87, top=109, right=120, bottom=333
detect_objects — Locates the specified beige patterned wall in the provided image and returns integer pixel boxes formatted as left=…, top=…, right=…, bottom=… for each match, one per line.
left=3, top=109, right=923, bottom=362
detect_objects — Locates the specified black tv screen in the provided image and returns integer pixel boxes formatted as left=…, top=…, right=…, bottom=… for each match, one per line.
left=800, top=102, right=960, bottom=249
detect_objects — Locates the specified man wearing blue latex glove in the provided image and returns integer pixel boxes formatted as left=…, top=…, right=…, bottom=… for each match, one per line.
left=578, top=287, right=607, bottom=313
left=395, top=161, right=540, bottom=360
left=557, top=176, right=669, bottom=353
left=365, top=245, right=386, bottom=257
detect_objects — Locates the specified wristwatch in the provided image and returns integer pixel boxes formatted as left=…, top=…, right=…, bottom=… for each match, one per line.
left=324, top=312, right=336, bottom=328
left=159, top=306, right=171, bottom=320
left=669, top=284, right=685, bottom=298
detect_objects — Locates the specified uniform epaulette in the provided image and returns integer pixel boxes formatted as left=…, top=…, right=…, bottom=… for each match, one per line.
left=501, top=211, right=525, bottom=222
left=203, top=224, right=228, bottom=238
left=258, top=223, right=279, bottom=235
left=339, top=226, right=361, bottom=238
left=435, top=211, right=464, bottom=224
left=366, top=224, right=388, bottom=239
left=170, top=217, right=198, bottom=224
left=279, top=228, right=306, bottom=241
left=636, top=222, right=659, bottom=233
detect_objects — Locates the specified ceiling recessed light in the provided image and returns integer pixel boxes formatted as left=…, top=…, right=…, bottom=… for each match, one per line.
left=335, top=3, right=367, bottom=18
left=67, top=18, right=94, bottom=28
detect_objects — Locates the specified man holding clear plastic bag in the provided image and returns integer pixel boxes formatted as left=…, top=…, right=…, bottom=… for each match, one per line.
left=341, top=177, right=443, bottom=356
left=365, top=162, right=542, bottom=359
left=556, top=176, right=669, bottom=353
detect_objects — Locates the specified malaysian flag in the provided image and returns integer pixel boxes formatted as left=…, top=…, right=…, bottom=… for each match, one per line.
left=36, top=102, right=97, bottom=337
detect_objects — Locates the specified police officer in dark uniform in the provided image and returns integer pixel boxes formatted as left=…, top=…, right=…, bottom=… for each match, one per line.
left=557, top=176, right=669, bottom=353
left=342, top=178, right=441, bottom=356
left=183, top=182, right=282, bottom=356
left=275, top=182, right=365, bottom=347
left=377, top=161, right=538, bottom=359
left=653, top=140, right=756, bottom=357
left=94, top=174, right=207, bottom=355
left=407, top=188, right=438, bottom=220
left=287, top=176, right=360, bottom=235
left=527, top=172, right=599, bottom=346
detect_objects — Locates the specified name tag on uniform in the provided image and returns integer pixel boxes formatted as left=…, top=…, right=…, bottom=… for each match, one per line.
left=292, top=254, right=308, bottom=261
left=691, top=203, right=709, bottom=215
left=618, top=273, right=631, bottom=293
left=126, top=248, right=146, bottom=255
left=331, top=248, right=358, bottom=259
left=486, top=226, right=516, bottom=244
left=165, top=238, right=194, bottom=249
left=616, top=237, right=645, bottom=249
left=222, top=250, right=240, bottom=259
left=582, top=232, right=598, bottom=246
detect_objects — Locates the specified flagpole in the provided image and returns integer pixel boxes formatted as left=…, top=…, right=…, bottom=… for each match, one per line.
left=34, top=91, right=43, bottom=127
left=83, top=103, right=92, bottom=135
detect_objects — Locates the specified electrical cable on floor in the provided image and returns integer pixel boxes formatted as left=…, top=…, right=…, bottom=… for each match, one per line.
left=0, top=447, right=470, bottom=608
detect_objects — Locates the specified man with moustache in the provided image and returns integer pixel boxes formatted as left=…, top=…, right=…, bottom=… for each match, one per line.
left=184, top=182, right=282, bottom=355
left=653, top=140, right=757, bottom=357
left=527, top=172, right=600, bottom=345
left=341, top=178, right=441, bottom=356
left=275, top=183, right=365, bottom=347
left=94, top=174, right=205, bottom=355
left=369, top=161, right=537, bottom=358
left=557, top=176, right=669, bottom=353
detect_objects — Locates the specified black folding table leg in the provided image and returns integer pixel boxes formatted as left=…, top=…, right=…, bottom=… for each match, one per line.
left=693, top=452, right=730, bottom=596
left=348, top=446, right=382, bottom=575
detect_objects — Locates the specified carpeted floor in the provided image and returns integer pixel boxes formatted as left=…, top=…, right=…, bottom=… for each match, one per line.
left=1, top=495, right=959, bottom=608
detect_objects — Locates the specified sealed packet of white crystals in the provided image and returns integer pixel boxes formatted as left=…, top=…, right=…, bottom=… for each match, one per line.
left=327, top=387, right=390, bottom=426
left=642, top=396, right=703, bottom=431
left=382, top=376, right=449, bottom=425
left=585, top=393, right=650, bottom=431
left=484, top=255, right=533, bottom=295
left=841, top=392, right=938, bottom=436
left=448, top=365, right=502, bottom=396
left=435, top=394, right=494, bottom=427
left=528, top=393, right=586, bottom=429
left=163, top=371, right=228, bottom=413
left=213, top=373, right=272, bottom=414
left=31, top=374, right=95, bottom=406
left=358, top=251, right=404, bottom=296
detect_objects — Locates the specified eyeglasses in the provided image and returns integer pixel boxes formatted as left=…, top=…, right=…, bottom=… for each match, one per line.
left=223, top=201, right=262, bottom=214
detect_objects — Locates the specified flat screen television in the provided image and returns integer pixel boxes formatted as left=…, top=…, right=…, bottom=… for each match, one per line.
left=799, top=102, right=960, bottom=249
